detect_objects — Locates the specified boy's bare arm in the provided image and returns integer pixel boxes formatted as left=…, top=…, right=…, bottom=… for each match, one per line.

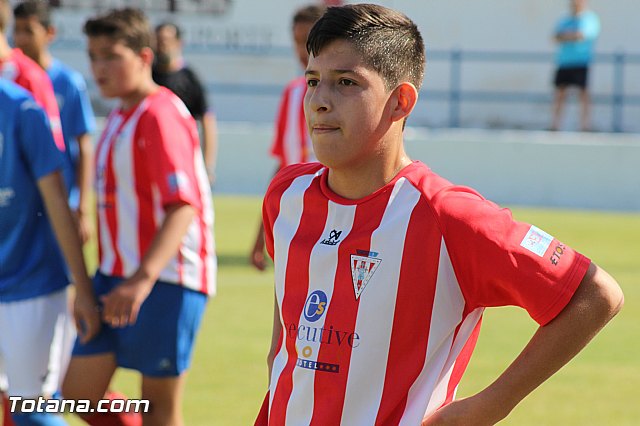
left=201, top=111, right=218, bottom=184
left=75, top=132, right=94, bottom=244
left=423, top=262, right=624, bottom=426
left=37, top=170, right=101, bottom=343
left=555, top=31, right=584, bottom=42
left=100, top=202, right=196, bottom=327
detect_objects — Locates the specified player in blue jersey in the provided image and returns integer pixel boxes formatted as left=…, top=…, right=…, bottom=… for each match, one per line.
left=0, top=78, right=100, bottom=426
left=13, top=0, right=96, bottom=243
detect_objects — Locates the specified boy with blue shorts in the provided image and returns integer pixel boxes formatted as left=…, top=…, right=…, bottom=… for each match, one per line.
left=0, top=78, right=97, bottom=426
left=62, top=8, right=216, bottom=426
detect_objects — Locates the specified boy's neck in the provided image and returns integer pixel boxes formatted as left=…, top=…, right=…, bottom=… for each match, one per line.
left=33, top=50, right=52, bottom=70
left=120, top=81, right=159, bottom=111
left=327, top=147, right=412, bottom=200
left=0, top=37, right=10, bottom=60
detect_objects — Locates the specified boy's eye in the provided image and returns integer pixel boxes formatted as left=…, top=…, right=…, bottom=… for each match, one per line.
left=306, top=79, right=318, bottom=87
left=339, top=79, right=356, bottom=86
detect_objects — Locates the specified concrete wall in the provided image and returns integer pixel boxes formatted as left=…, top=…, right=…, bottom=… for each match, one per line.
left=214, top=123, right=640, bottom=212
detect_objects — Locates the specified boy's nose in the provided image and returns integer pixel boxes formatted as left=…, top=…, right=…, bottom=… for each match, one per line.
left=306, top=84, right=331, bottom=113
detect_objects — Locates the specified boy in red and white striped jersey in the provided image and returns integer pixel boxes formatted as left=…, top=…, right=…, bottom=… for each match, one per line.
left=62, top=8, right=215, bottom=426
left=250, top=4, right=326, bottom=271
left=255, top=4, right=623, bottom=425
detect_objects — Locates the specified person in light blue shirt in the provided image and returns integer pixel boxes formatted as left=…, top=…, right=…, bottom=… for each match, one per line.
left=550, top=0, right=600, bottom=131
left=13, top=0, right=96, bottom=243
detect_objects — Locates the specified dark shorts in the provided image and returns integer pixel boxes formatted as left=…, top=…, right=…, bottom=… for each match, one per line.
left=554, top=66, right=589, bottom=89
left=72, top=272, right=208, bottom=377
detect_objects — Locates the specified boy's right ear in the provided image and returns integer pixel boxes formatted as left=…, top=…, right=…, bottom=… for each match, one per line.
left=390, top=82, right=419, bottom=123
left=46, top=24, right=56, bottom=43
left=140, top=46, right=155, bottom=66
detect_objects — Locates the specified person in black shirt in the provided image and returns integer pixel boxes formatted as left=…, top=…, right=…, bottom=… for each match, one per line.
left=153, top=21, right=217, bottom=184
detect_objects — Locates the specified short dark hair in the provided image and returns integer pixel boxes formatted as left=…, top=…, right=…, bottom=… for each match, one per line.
left=83, top=7, right=151, bottom=53
left=155, top=21, right=182, bottom=40
left=14, top=0, right=51, bottom=29
left=292, top=4, right=326, bottom=27
left=307, top=3, right=425, bottom=90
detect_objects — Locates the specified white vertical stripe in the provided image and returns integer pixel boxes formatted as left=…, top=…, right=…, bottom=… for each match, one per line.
left=173, top=144, right=213, bottom=292
left=284, top=83, right=305, bottom=166
left=268, top=171, right=319, bottom=410
left=193, top=144, right=217, bottom=295
left=425, top=307, right=483, bottom=415
left=399, top=240, right=483, bottom=425
left=340, top=178, right=421, bottom=426
left=114, top=118, right=140, bottom=277
left=96, top=114, right=122, bottom=274
left=286, top=201, right=357, bottom=425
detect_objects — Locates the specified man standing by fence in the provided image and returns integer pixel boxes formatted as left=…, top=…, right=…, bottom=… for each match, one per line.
left=551, top=0, right=600, bottom=132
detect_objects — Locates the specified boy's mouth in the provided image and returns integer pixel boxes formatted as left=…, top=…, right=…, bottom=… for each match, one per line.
left=312, top=124, right=340, bottom=134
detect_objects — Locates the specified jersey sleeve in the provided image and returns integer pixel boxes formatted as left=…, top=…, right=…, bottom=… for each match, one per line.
left=18, top=98, right=65, bottom=180
left=262, top=163, right=324, bottom=261
left=136, top=104, right=202, bottom=210
left=15, top=68, right=65, bottom=152
left=434, top=187, right=591, bottom=325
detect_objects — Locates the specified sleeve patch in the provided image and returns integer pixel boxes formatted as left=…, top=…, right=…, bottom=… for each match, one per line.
left=167, top=170, right=189, bottom=195
left=520, top=225, right=554, bottom=257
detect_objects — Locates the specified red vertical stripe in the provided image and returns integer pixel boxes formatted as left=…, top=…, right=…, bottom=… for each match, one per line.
left=272, top=85, right=291, bottom=168
left=308, top=189, right=393, bottom=426
left=375, top=201, right=442, bottom=424
left=444, top=318, right=482, bottom=404
left=270, top=177, right=328, bottom=424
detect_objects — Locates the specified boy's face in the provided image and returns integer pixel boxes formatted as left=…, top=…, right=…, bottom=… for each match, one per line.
left=292, top=21, right=314, bottom=69
left=87, top=35, right=149, bottom=100
left=304, top=39, right=395, bottom=171
left=13, top=15, right=52, bottom=60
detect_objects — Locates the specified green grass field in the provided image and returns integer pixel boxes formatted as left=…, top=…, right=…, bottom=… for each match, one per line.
left=61, top=196, right=638, bottom=425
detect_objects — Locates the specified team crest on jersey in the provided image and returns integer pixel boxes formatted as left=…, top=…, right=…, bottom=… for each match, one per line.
left=350, top=250, right=381, bottom=300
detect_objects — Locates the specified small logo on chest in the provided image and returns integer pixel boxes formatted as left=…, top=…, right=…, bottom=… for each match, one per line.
left=350, top=250, right=381, bottom=300
left=320, top=229, right=342, bottom=246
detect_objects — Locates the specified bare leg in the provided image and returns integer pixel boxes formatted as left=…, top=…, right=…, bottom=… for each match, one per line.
left=250, top=220, right=267, bottom=271
left=551, top=87, right=567, bottom=131
left=62, top=353, right=116, bottom=405
left=141, top=374, right=186, bottom=426
left=579, top=88, right=591, bottom=131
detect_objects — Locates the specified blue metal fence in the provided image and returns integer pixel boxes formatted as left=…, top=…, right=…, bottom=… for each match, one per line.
left=423, top=49, right=640, bottom=132
left=204, top=48, right=640, bottom=132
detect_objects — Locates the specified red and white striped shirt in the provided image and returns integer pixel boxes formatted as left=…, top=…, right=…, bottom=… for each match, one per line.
left=270, top=76, right=315, bottom=169
left=95, top=87, right=216, bottom=295
left=0, top=48, right=64, bottom=151
left=258, top=161, right=590, bottom=425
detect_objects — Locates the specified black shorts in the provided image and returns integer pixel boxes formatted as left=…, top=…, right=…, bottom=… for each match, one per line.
left=554, top=66, right=589, bottom=89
